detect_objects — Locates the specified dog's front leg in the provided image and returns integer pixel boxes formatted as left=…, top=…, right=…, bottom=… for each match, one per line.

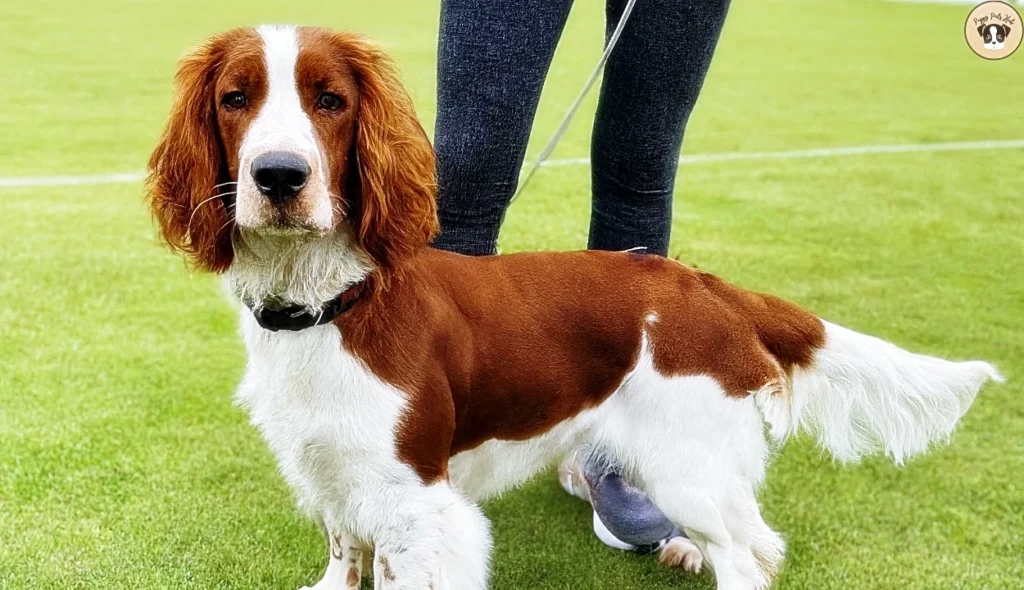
left=303, top=521, right=369, bottom=590
left=372, top=481, right=492, bottom=590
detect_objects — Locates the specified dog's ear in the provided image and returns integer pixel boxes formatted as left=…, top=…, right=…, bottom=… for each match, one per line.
left=337, top=34, right=439, bottom=274
left=146, top=33, right=235, bottom=273
left=978, top=24, right=988, bottom=37
left=1002, top=24, right=1011, bottom=37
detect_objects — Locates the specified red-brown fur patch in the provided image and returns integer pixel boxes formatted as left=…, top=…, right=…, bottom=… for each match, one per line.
left=295, top=30, right=360, bottom=226
left=337, top=250, right=825, bottom=483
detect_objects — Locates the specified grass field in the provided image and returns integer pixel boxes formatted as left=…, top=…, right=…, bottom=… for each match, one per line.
left=2, top=0, right=1023, bottom=588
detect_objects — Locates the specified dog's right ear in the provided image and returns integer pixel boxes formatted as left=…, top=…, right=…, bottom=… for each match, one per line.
left=146, top=34, right=236, bottom=273
left=978, top=24, right=987, bottom=37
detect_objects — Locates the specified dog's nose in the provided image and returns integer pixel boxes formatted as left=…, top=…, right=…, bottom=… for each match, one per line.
left=251, top=151, right=311, bottom=204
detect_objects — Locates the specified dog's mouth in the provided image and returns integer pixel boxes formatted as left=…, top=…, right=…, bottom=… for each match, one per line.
left=235, top=215, right=334, bottom=244
left=261, top=215, right=330, bottom=236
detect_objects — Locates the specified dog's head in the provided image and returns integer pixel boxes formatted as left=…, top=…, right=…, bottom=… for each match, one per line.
left=978, top=23, right=1010, bottom=50
left=147, top=26, right=438, bottom=275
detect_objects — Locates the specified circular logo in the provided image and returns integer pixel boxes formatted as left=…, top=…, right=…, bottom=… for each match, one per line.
left=966, top=2, right=1022, bottom=60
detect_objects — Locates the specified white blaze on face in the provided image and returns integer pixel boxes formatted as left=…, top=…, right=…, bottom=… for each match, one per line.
left=235, top=25, right=332, bottom=231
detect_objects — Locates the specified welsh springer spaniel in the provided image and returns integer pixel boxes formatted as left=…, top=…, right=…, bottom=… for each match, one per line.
left=146, top=26, right=1001, bottom=590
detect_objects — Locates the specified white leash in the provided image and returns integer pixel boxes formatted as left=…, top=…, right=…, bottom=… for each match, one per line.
left=510, top=0, right=640, bottom=203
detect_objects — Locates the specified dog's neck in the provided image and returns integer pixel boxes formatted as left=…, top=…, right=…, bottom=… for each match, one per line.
left=227, top=227, right=374, bottom=312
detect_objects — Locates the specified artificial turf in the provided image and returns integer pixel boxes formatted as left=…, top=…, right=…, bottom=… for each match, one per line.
left=1, top=0, right=1022, bottom=588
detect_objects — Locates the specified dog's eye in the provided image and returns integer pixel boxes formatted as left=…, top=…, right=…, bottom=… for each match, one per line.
left=316, top=93, right=344, bottom=111
left=221, top=91, right=248, bottom=110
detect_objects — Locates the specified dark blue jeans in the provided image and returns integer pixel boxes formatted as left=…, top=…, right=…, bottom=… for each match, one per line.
left=433, top=0, right=731, bottom=256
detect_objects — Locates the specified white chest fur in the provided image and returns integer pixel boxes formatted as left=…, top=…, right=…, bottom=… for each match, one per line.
left=233, top=311, right=418, bottom=534
left=232, top=308, right=494, bottom=590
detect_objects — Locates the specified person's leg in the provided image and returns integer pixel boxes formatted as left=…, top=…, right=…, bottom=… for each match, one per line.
left=574, top=0, right=731, bottom=570
left=589, top=0, right=731, bottom=256
left=434, top=0, right=574, bottom=255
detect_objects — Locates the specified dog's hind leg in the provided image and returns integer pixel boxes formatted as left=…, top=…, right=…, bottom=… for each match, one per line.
left=721, top=482, right=785, bottom=583
left=643, top=480, right=770, bottom=590
left=598, top=363, right=781, bottom=589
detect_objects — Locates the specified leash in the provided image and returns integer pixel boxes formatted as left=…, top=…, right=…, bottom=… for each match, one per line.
left=510, top=0, right=640, bottom=203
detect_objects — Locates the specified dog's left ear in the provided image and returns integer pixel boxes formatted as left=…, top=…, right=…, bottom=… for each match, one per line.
left=1002, top=24, right=1011, bottom=37
left=340, top=34, right=439, bottom=273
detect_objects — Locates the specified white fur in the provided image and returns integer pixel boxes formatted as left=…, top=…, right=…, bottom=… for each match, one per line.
left=229, top=229, right=373, bottom=311
left=235, top=25, right=333, bottom=231
left=757, top=321, right=1002, bottom=464
left=302, top=531, right=364, bottom=590
left=450, top=407, right=602, bottom=501
left=593, top=344, right=785, bottom=590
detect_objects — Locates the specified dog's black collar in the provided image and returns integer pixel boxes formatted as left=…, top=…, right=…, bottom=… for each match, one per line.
left=248, top=282, right=366, bottom=332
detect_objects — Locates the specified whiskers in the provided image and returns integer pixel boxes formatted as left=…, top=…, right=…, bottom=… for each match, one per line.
left=188, top=182, right=238, bottom=238
left=328, top=192, right=348, bottom=224
left=217, top=216, right=237, bottom=236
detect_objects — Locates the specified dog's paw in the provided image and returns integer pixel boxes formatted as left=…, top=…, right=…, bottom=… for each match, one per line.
left=557, top=452, right=592, bottom=503
left=659, top=536, right=703, bottom=574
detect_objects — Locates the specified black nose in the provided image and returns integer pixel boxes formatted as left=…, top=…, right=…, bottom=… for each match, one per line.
left=251, top=151, right=311, bottom=203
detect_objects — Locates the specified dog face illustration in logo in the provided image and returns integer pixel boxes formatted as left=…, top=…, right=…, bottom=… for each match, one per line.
left=979, top=23, right=1010, bottom=50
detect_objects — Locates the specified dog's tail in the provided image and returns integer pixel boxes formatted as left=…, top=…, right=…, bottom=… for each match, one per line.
left=733, top=286, right=1003, bottom=464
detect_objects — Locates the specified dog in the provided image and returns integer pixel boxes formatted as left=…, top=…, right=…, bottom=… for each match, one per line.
left=146, top=25, right=1002, bottom=590
left=979, top=23, right=1011, bottom=50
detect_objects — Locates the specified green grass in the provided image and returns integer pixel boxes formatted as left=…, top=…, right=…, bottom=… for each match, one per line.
left=1, top=0, right=1022, bottom=588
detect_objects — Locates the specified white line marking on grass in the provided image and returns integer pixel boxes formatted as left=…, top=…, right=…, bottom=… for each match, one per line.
left=0, top=172, right=145, bottom=188
left=537, top=139, right=1024, bottom=168
left=2, top=139, right=1024, bottom=189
